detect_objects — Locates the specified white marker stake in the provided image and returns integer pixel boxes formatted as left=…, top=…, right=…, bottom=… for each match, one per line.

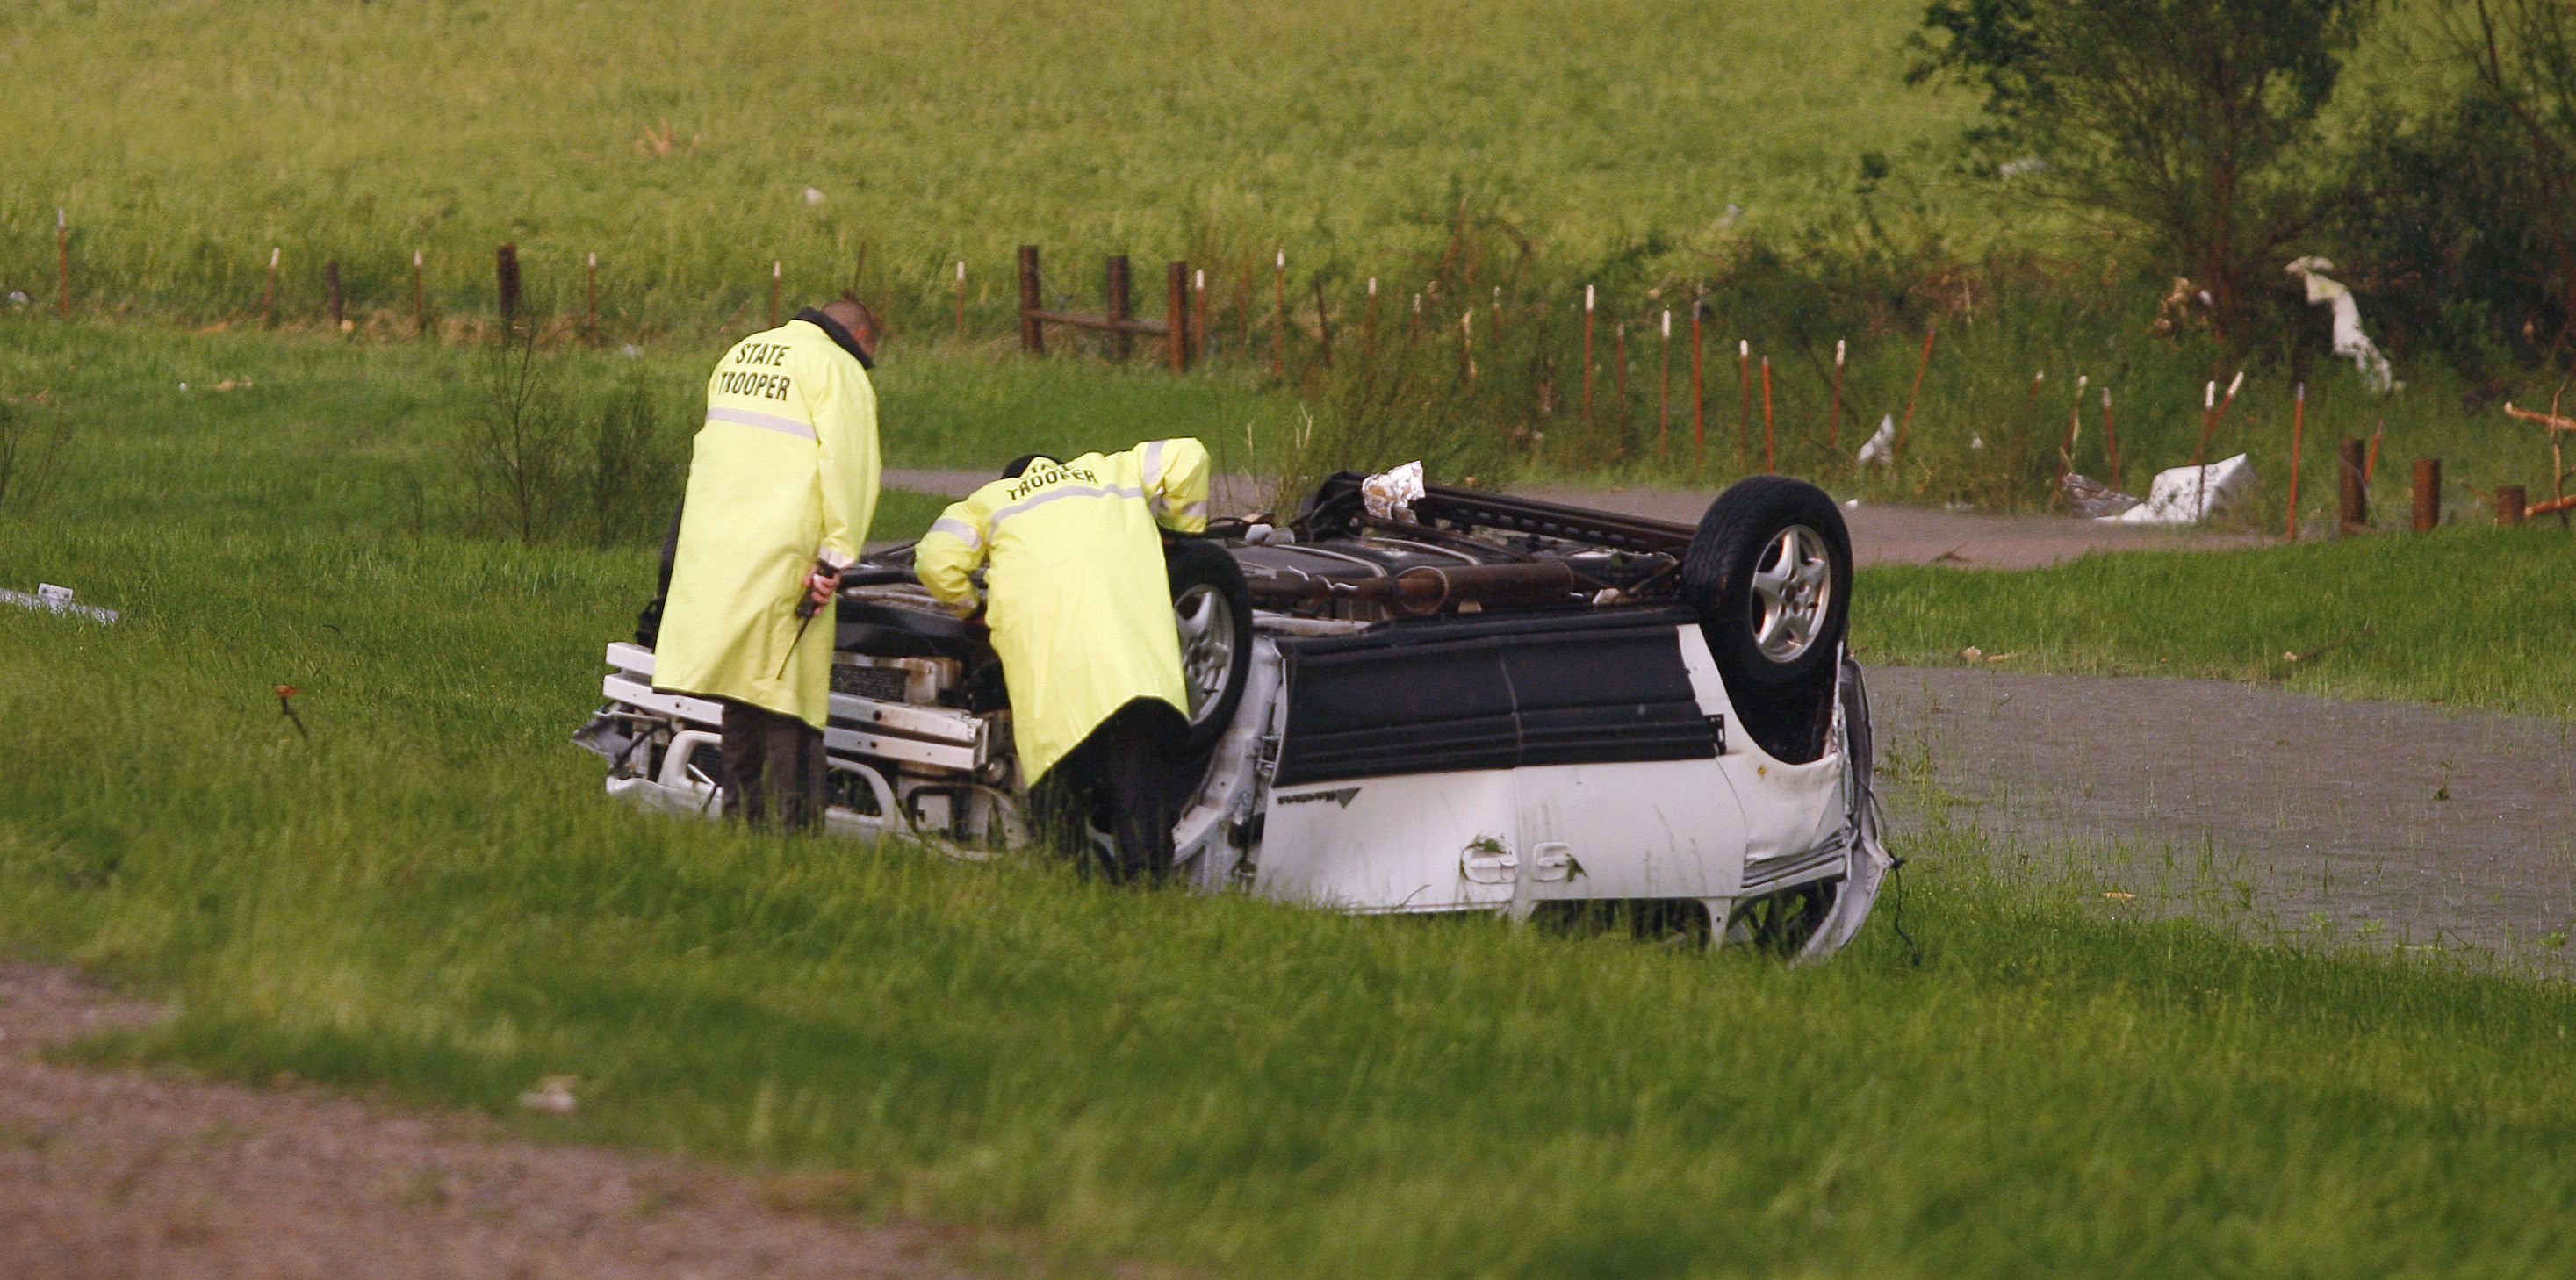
left=1277, top=250, right=1285, bottom=270
left=1738, top=338, right=1749, bottom=357
left=2226, top=370, right=2245, bottom=400
left=1662, top=309, right=1672, bottom=338
left=1585, top=284, right=1594, bottom=312
left=1836, top=337, right=1846, bottom=367
left=2206, top=380, right=2218, bottom=409
left=270, top=247, right=280, bottom=269
left=1368, top=277, right=1378, bottom=297
left=1195, top=269, right=1205, bottom=291
left=956, top=260, right=966, bottom=282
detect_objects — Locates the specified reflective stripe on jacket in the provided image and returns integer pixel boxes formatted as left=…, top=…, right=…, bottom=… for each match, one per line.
left=915, top=438, right=1212, bottom=784
left=655, top=312, right=881, bottom=728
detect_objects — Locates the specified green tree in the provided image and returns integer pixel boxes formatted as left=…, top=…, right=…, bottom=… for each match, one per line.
left=1910, top=0, right=2376, bottom=345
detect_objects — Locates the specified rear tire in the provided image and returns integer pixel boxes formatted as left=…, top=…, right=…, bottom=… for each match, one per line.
left=1164, top=538, right=1254, bottom=756
left=1680, top=477, right=1853, bottom=764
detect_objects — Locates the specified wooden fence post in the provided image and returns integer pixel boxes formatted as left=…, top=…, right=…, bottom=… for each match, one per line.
left=1018, top=245, right=1044, bottom=355
left=1581, top=285, right=1596, bottom=421
left=495, top=243, right=521, bottom=327
left=2497, top=485, right=2527, bottom=526
left=1761, top=356, right=1776, bottom=472
left=2337, top=438, right=2369, bottom=535
left=2102, top=385, right=2120, bottom=490
left=1272, top=251, right=1287, bottom=378
left=2285, top=383, right=2305, bottom=543
left=1105, top=255, right=1132, bottom=362
left=2412, top=457, right=2442, bottom=531
left=325, top=260, right=343, bottom=330
left=1829, top=339, right=1846, bottom=455
left=1167, top=260, right=1190, bottom=373
left=1737, top=340, right=1753, bottom=471
left=1313, top=278, right=1333, bottom=370
left=1614, top=320, right=1628, bottom=434
left=1659, top=310, right=1672, bottom=455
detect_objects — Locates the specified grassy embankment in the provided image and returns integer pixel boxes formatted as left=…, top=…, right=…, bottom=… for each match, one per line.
left=1856, top=526, right=2576, bottom=718
left=8, top=319, right=2576, bottom=1276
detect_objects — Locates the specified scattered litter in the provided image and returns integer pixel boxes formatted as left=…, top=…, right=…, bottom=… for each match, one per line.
left=1855, top=414, right=1896, bottom=466
left=178, top=381, right=188, bottom=392
left=619, top=344, right=644, bottom=358
left=1843, top=498, right=1861, bottom=508
left=2099, top=454, right=2254, bottom=525
left=2, top=583, right=119, bottom=624
left=2101, top=891, right=2136, bottom=902
left=5, top=291, right=27, bottom=306
left=2060, top=472, right=2141, bottom=519
left=2283, top=625, right=2375, bottom=665
left=1717, top=203, right=1743, bottom=229
left=802, top=186, right=826, bottom=205
left=1998, top=156, right=2048, bottom=178
left=2285, top=257, right=2398, bottom=394
left=1969, top=435, right=1985, bottom=451
left=1361, top=460, right=1425, bottom=521
left=1956, top=646, right=2018, bottom=664
left=275, top=684, right=309, bottom=740
left=518, top=1075, right=580, bottom=1114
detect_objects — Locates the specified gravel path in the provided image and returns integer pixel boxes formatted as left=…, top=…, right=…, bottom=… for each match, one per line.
left=1872, top=667, right=2576, bottom=962
left=882, top=470, right=2256, bottom=568
left=0, top=967, right=970, bottom=1280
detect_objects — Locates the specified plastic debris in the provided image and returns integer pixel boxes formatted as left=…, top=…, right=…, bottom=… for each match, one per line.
left=2099, top=454, right=2256, bottom=525
left=2061, top=473, right=2142, bottom=520
left=518, top=1075, right=579, bottom=1114
left=2285, top=257, right=2398, bottom=394
left=1361, top=460, right=1426, bottom=521
left=802, top=186, right=826, bottom=205
left=2, top=583, right=119, bottom=624
left=1856, top=414, right=1896, bottom=467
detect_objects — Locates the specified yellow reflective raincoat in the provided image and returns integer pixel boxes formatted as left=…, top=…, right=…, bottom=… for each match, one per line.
left=915, top=439, right=1212, bottom=784
left=655, top=311, right=881, bottom=729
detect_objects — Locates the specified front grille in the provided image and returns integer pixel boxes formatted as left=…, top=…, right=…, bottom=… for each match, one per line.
left=831, top=663, right=910, bottom=701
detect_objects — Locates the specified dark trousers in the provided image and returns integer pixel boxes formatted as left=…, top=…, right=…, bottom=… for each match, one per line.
left=718, top=699, right=826, bottom=831
left=1041, top=700, right=1190, bottom=882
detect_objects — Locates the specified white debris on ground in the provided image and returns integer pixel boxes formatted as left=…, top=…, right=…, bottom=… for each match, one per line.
left=802, top=186, right=826, bottom=205
left=2285, top=256, right=2398, bottom=393
left=2098, top=454, right=2256, bottom=525
left=1, top=583, right=120, bottom=624
left=517, top=1075, right=580, bottom=1114
left=1856, top=414, right=1896, bottom=467
left=1361, top=460, right=1426, bottom=521
left=2059, top=473, right=2141, bottom=520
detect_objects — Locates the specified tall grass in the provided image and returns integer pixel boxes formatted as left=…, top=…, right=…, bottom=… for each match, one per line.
left=9, top=314, right=2576, bottom=1276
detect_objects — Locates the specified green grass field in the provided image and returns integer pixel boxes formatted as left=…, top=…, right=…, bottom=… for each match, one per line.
left=8, top=316, right=2576, bottom=1275
left=1857, top=527, right=2576, bottom=718
left=4, top=0, right=1974, bottom=325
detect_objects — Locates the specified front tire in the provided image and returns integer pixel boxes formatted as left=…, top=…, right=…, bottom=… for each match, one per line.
left=1680, top=477, right=1853, bottom=764
left=1164, top=537, right=1254, bottom=757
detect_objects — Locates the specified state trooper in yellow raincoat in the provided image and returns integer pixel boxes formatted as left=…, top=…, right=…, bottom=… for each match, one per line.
left=655, top=299, right=881, bottom=829
left=914, top=438, right=1211, bottom=880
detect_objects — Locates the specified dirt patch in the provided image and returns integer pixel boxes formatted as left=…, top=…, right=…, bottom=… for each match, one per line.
left=0, top=966, right=969, bottom=1280
left=1872, top=667, right=2576, bottom=964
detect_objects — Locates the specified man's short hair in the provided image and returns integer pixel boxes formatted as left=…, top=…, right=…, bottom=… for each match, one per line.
left=833, top=292, right=882, bottom=342
left=1001, top=454, right=1056, bottom=480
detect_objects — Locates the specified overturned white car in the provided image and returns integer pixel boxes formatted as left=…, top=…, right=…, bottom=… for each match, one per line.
left=579, top=474, right=1893, bottom=960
